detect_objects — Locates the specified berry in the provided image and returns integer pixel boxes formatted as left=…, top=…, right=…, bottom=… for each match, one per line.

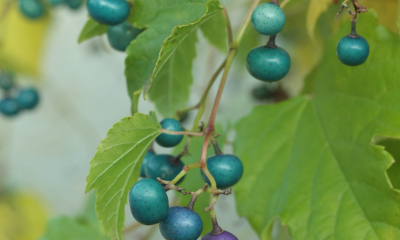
left=129, top=178, right=169, bottom=225
left=252, top=85, right=274, bottom=101
left=159, top=206, right=203, bottom=240
left=48, top=0, right=64, bottom=6
left=66, top=0, right=83, bottom=10
left=202, top=231, right=238, bottom=240
left=251, top=3, right=286, bottom=36
left=337, top=35, right=369, bottom=66
left=145, top=154, right=185, bottom=184
left=156, top=118, right=184, bottom=148
left=16, top=88, right=39, bottom=110
left=107, top=21, right=142, bottom=52
left=86, top=0, right=130, bottom=26
left=140, top=151, right=155, bottom=178
left=0, top=98, right=20, bottom=117
left=246, top=46, right=290, bottom=82
left=0, top=73, right=14, bottom=91
left=19, top=0, right=44, bottom=20
left=201, top=154, right=243, bottom=189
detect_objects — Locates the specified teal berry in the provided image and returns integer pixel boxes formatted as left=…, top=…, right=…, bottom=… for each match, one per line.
left=16, top=88, right=39, bottom=110
left=129, top=179, right=169, bottom=225
left=156, top=118, right=184, bottom=148
left=140, top=151, right=155, bottom=178
left=107, top=21, right=142, bottom=52
left=246, top=46, right=290, bottom=82
left=19, top=0, right=44, bottom=20
left=159, top=207, right=203, bottom=240
left=0, top=73, right=14, bottom=91
left=66, top=0, right=83, bottom=9
left=251, top=3, right=286, bottom=36
left=0, top=98, right=20, bottom=117
left=86, top=0, right=130, bottom=26
left=48, top=0, right=64, bottom=6
left=337, top=35, right=369, bottom=66
left=201, top=154, right=244, bottom=189
left=145, top=154, right=185, bottom=184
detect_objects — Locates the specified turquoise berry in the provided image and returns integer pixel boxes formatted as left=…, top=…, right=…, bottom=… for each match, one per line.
left=107, top=21, right=142, bottom=52
left=19, top=0, right=44, bottom=20
left=145, top=154, right=185, bottom=184
left=337, top=35, right=369, bottom=66
left=66, top=0, right=83, bottom=9
left=246, top=46, right=290, bottom=82
left=86, top=0, right=130, bottom=25
left=0, top=72, right=14, bottom=91
left=201, top=154, right=243, bottom=189
left=0, top=98, right=20, bottom=117
left=202, top=230, right=238, bottom=240
left=251, top=3, right=286, bottom=36
left=129, top=179, right=169, bottom=225
left=159, top=207, right=203, bottom=240
left=156, top=118, right=184, bottom=148
left=16, top=88, right=39, bottom=110
left=48, top=0, right=64, bottom=6
left=140, top=151, right=155, bottom=178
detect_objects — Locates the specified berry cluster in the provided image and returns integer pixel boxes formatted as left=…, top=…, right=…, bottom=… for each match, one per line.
left=19, top=0, right=82, bottom=20
left=0, top=72, right=39, bottom=117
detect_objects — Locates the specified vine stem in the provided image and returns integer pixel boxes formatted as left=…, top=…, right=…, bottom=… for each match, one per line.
left=160, top=129, right=204, bottom=137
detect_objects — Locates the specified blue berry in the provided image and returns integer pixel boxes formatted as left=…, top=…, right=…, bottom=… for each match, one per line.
left=140, top=151, right=155, bottom=178
left=246, top=46, right=290, bottom=82
left=107, top=21, right=142, bottom=52
left=86, top=0, right=130, bottom=26
left=129, top=179, right=169, bottom=225
left=337, top=35, right=369, bottom=66
left=145, top=154, right=185, bottom=184
left=202, top=230, right=238, bottom=240
left=0, top=73, right=14, bottom=91
left=201, top=155, right=243, bottom=189
left=159, top=206, right=203, bottom=240
left=156, top=118, right=184, bottom=148
left=0, top=98, right=20, bottom=117
left=19, top=0, right=44, bottom=20
left=66, top=0, right=83, bottom=10
left=251, top=3, right=286, bottom=36
left=16, top=88, right=39, bottom=110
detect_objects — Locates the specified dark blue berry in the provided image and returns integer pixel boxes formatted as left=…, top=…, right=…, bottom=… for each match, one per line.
left=140, top=151, right=155, bottom=178
left=251, top=3, right=286, bottom=36
left=86, top=0, right=130, bottom=26
left=202, top=230, right=238, bottom=240
left=129, top=179, right=169, bottom=225
left=0, top=72, right=14, bottom=91
left=66, top=0, right=83, bottom=10
left=145, top=154, right=185, bottom=184
left=201, top=154, right=243, bottom=189
left=159, top=206, right=203, bottom=240
left=337, top=35, right=369, bottom=66
left=107, top=21, right=142, bottom=52
left=16, top=88, right=39, bottom=110
left=0, top=98, right=20, bottom=117
left=19, top=0, right=44, bottom=20
left=246, top=46, right=290, bottom=82
left=156, top=118, right=184, bottom=148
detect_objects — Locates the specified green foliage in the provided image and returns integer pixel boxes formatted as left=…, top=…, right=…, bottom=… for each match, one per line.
left=199, top=11, right=228, bottom=53
left=85, top=114, right=161, bottom=240
left=379, top=138, right=400, bottom=189
left=78, top=19, right=108, bottom=43
left=234, top=13, right=400, bottom=240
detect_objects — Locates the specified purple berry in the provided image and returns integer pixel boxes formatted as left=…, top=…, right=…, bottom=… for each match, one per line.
left=202, top=230, right=238, bottom=240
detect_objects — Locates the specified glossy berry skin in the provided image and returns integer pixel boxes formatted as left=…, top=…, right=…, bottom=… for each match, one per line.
left=145, top=154, right=185, bottom=184
left=140, top=151, right=155, bottom=178
left=86, top=0, right=130, bottom=26
left=0, top=98, right=20, bottom=117
left=337, top=35, right=369, bottom=66
left=246, top=46, right=290, bottom=82
left=156, top=118, right=184, bottom=148
left=129, top=178, right=169, bottom=225
left=202, top=231, right=238, bottom=240
left=159, top=207, right=203, bottom=240
left=16, top=88, right=39, bottom=110
left=0, top=73, right=14, bottom=91
left=201, top=155, right=243, bottom=189
left=66, top=0, right=83, bottom=9
left=107, top=21, right=142, bottom=52
left=251, top=3, right=286, bottom=36
left=19, top=0, right=44, bottom=20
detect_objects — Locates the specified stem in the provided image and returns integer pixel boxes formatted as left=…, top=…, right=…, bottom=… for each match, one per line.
left=122, top=222, right=142, bottom=234
left=211, top=138, right=223, bottom=155
left=161, top=129, right=204, bottom=137
left=350, top=12, right=358, bottom=36
left=187, top=184, right=208, bottom=210
left=222, top=8, right=233, bottom=45
left=266, top=35, right=277, bottom=48
left=170, top=163, right=201, bottom=185
left=272, top=0, right=279, bottom=6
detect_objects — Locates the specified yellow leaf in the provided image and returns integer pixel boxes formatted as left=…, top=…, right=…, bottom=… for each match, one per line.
left=306, top=0, right=332, bottom=43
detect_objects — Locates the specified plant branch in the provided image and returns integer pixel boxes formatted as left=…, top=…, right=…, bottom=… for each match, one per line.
left=160, top=129, right=204, bottom=137
left=122, top=222, right=142, bottom=234
left=222, top=8, right=233, bottom=45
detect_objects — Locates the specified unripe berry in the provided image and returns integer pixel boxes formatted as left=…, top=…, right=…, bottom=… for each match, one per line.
left=19, top=0, right=44, bottom=20
left=251, top=3, right=286, bottom=36
left=145, top=154, right=185, bottom=184
left=0, top=73, right=14, bottom=91
left=107, top=21, right=142, bottom=52
left=337, top=35, right=369, bottom=66
left=0, top=98, right=20, bottom=117
left=140, top=151, right=155, bottom=178
left=66, top=0, right=83, bottom=10
left=86, top=0, right=130, bottom=26
left=16, top=88, right=39, bottom=110
left=156, top=118, right=184, bottom=148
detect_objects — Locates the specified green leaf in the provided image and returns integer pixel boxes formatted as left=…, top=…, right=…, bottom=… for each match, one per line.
left=306, top=0, right=331, bottom=42
left=39, top=217, right=109, bottom=240
left=378, top=139, right=400, bottom=190
left=86, top=113, right=161, bottom=240
left=398, top=0, right=400, bottom=33
left=149, top=111, right=161, bottom=127
left=78, top=19, right=108, bottom=43
left=148, top=32, right=197, bottom=118
left=234, top=13, right=400, bottom=240
left=199, top=10, right=228, bottom=53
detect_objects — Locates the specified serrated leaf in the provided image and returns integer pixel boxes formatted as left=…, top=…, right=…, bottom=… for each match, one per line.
left=125, top=0, right=210, bottom=103
left=148, top=31, right=197, bottom=118
left=78, top=18, right=108, bottom=43
left=234, top=13, right=400, bottom=240
left=199, top=10, right=228, bottom=53
left=86, top=114, right=161, bottom=240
